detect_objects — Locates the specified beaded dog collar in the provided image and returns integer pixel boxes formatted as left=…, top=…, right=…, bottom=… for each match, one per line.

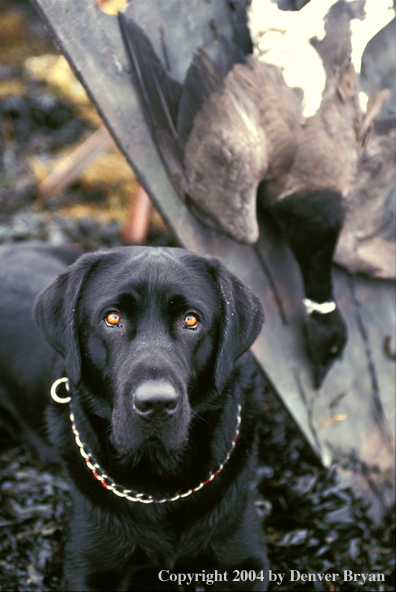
left=50, top=377, right=241, bottom=504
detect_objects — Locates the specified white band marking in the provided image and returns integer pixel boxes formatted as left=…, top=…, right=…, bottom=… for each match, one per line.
left=303, top=298, right=336, bottom=315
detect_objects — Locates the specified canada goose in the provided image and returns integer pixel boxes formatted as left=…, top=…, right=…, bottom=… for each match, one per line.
left=119, top=0, right=395, bottom=387
left=249, top=0, right=396, bottom=283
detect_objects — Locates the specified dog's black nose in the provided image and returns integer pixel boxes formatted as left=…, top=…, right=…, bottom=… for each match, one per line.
left=133, top=381, right=178, bottom=421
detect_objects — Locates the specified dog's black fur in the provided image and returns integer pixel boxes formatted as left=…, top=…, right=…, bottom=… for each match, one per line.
left=0, top=242, right=268, bottom=591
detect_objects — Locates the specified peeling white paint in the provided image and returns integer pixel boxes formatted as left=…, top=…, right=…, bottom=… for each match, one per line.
left=248, top=0, right=395, bottom=117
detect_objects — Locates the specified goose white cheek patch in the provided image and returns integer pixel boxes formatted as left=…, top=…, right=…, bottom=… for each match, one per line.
left=303, top=298, right=337, bottom=315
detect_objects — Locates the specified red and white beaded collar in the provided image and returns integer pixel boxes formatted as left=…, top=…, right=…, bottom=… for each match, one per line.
left=50, top=377, right=241, bottom=504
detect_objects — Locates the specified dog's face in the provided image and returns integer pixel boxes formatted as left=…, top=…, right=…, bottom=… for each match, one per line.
left=77, top=249, right=221, bottom=456
left=34, top=247, right=263, bottom=462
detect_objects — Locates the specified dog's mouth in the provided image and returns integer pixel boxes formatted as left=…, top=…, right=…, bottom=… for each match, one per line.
left=110, top=429, right=192, bottom=481
left=141, top=433, right=187, bottom=450
left=110, top=419, right=190, bottom=459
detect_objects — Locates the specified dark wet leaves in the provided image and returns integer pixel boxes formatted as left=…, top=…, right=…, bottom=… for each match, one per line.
left=257, top=387, right=395, bottom=591
left=0, top=448, right=71, bottom=591
left=0, top=390, right=394, bottom=591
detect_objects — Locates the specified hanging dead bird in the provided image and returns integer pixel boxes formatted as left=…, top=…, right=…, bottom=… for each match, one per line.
left=118, top=0, right=395, bottom=387
left=248, top=0, right=396, bottom=283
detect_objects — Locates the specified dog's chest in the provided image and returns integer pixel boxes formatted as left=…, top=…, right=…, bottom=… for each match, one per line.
left=120, top=502, right=212, bottom=568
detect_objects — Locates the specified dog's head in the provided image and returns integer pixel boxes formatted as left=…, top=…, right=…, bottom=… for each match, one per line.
left=34, top=247, right=263, bottom=461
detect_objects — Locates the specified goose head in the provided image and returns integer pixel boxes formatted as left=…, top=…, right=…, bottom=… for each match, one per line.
left=304, top=305, right=347, bottom=389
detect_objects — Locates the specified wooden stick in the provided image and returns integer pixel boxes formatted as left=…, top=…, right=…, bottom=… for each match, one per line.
left=121, top=184, right=152, bottom=245
left=37, top=125, right=113, bottom=199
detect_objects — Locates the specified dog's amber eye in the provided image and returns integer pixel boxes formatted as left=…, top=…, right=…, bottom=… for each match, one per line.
left=105, top=312, right=121, bottom=326
left=184, top=313, right=198, bottom=328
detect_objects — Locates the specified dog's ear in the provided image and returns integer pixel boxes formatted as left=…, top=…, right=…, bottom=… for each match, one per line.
left=207, top=258, right=264, bottom=391
left=33, top=252, right=101, bottom=386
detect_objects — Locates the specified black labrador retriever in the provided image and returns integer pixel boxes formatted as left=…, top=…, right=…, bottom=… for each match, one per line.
left=0, top=241, right=268, bottom=591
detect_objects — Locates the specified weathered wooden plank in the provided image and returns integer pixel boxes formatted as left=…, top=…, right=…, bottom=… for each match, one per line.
left=31, top=0, right=395, bottom=521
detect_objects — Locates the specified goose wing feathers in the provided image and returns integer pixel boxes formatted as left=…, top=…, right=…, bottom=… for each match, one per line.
left=119, top=16, right=187, bottom=195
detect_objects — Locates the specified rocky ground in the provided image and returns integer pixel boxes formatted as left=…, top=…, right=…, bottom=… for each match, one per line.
left=0, top=1, right=394, bottom=590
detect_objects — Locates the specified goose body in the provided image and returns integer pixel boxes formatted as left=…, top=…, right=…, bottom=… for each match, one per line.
left=119, top=0, right=395, bottom=386
left=249, top=0, right=396, bottom=281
